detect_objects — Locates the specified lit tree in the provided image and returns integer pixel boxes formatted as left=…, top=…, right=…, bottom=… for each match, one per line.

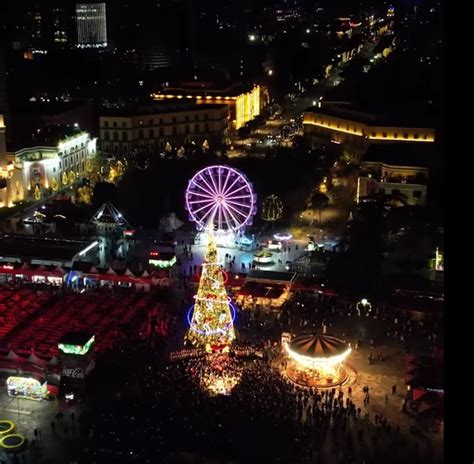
left=51, top=177, right=59, bottom=192
left=202, top=139, right=210, bottom=152
left=108, top=166, right=118, bottom=182
left=186, top=233, right=236, bottom=350
left=34, top=184, right=41, bottom=201
left=262, top=194, right=284, bottom=226
left=62, top=172, right=68, bottom=186
left=68, top=171, right=76, bottom=184
left=177, top=146, right=185, bottom=158
left=76, top=185, right=92, bottom=204
left=165, top=141, right=172, bottom=153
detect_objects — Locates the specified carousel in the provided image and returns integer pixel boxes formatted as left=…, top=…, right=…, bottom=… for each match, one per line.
left=283, top=334, right=352, bottom=388
left=253, top=250, right=274, bottom=265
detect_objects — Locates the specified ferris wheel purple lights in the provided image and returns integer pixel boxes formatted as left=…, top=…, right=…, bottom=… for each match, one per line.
left=185, top=165, right=257, bottom=232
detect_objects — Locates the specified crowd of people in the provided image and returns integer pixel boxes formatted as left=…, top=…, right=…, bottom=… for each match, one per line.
left=69, top=284, right=442, bottom=464
left=79, top=343, right=440, bottom=464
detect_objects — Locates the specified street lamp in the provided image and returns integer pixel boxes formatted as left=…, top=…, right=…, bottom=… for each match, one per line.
left=356, top=298, right=372, bottom=316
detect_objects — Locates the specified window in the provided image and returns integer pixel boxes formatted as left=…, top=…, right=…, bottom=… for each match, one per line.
left=113, top=131, right=119, bottom=141
left=172, top=117, right=177, bottom=124
left=159, top=128, right=164, bottom=137
left=149, top=119, right=153, bottom=126
left=382, top=132, right=387, bottom=138
left=185, top=115, right=189, bottom=122
left=172, top=127, right=177, bottom=136
left=371, top=132, right=376, bottom=137
left=160, top=118, right=164, bottom=124
left=204, top=123, right=209, bottom=132
left=104, top=131, right=110, bottom=140
left=104, top=121, right=109, bottom=127
left=195, top=115, right=199, bottom=121
left=53, top=168, right=56, bottom=173
left=414, top=133, right=419, bottom=139
left=337, top=123, right=340, bottom=128
left=204, top=114, right=209, bottom=121
left=403, top=133, right=408, bottom=139
left=413, top=190, right=422, bottom=199
left=185, top=125, right=190, bottom=134
left=149, top=129, right=154, bottom=138
left=122, top=131, right=128, bottom=141
left=139, top=129, right=144, bottom=139
left=195, top=124, right=200, bottom=133
left=393, top=133, right=398, bottom=138
left=122, top=122, right=127, bottom=128
left=423, top=134, right=428, bottom=140
left=113, top=121, right=117, bottom=128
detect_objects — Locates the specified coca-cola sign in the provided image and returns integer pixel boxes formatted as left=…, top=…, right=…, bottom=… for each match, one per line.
left=62, top=367, right=84, bottom=379
left=62, top=359, right=95, bottom=379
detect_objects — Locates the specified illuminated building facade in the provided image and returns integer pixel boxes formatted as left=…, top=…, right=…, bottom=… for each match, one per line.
left=0, top=117, right=97, bottom=207
left=76, top=3, right=108, bottom=48
left=357, top=164, right=429, bottom=206
left=99, top=104, right=229, bottom=153
left=151, top=83, right=267, bottom=130
left=304, top=106, right=435, bottom=160
left=356, top=144, right=431, bottom=206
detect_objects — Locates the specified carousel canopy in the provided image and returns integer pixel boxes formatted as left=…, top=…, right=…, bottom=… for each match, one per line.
left=287, top=334, right=350, bottom=365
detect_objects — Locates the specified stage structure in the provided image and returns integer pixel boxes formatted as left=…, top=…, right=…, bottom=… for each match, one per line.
left=91, top=202, right=131, bottom=233
left=284, top=334, right=351, bottom=388
left=185, top=165, right=256, bottom=247
left=186, top=233, right=236, bottom=351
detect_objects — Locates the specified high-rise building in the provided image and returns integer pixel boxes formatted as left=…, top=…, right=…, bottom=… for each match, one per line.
left=52, top=4, right=74, bottom=47
left=76, top=3, right=107, bottom=49
left=0, top=49, right=7, bottom=119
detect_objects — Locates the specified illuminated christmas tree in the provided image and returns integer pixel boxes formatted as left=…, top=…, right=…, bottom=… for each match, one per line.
left=186, top=233, right=236, bottom=350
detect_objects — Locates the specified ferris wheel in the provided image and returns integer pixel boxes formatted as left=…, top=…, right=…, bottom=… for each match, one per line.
left=185, top=165, right=257, bottom=232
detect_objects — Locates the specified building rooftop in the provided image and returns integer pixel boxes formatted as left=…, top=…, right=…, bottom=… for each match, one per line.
left=305, top=103, right=435, bottom=129
left=0, top=235, right=95, bottom=262
left=12, top=124, right=84, bottom=152
left=363, top=143, right=436, bottom=168
left=159, top=81, right=256, bottom=97
left=100, top=102, right=227, bottom=118
left=306, top=104, right=378, bottom=125
left=315, top=51, right=441, bottom=128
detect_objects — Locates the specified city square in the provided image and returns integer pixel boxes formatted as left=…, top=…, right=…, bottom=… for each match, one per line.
left=0, top=2, right=443, bottom=463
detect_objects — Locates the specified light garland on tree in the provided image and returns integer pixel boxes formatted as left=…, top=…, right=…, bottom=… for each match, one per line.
left=186, top=232, right=236, bottom=350
left=262, top=194, right=283, bottom=223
